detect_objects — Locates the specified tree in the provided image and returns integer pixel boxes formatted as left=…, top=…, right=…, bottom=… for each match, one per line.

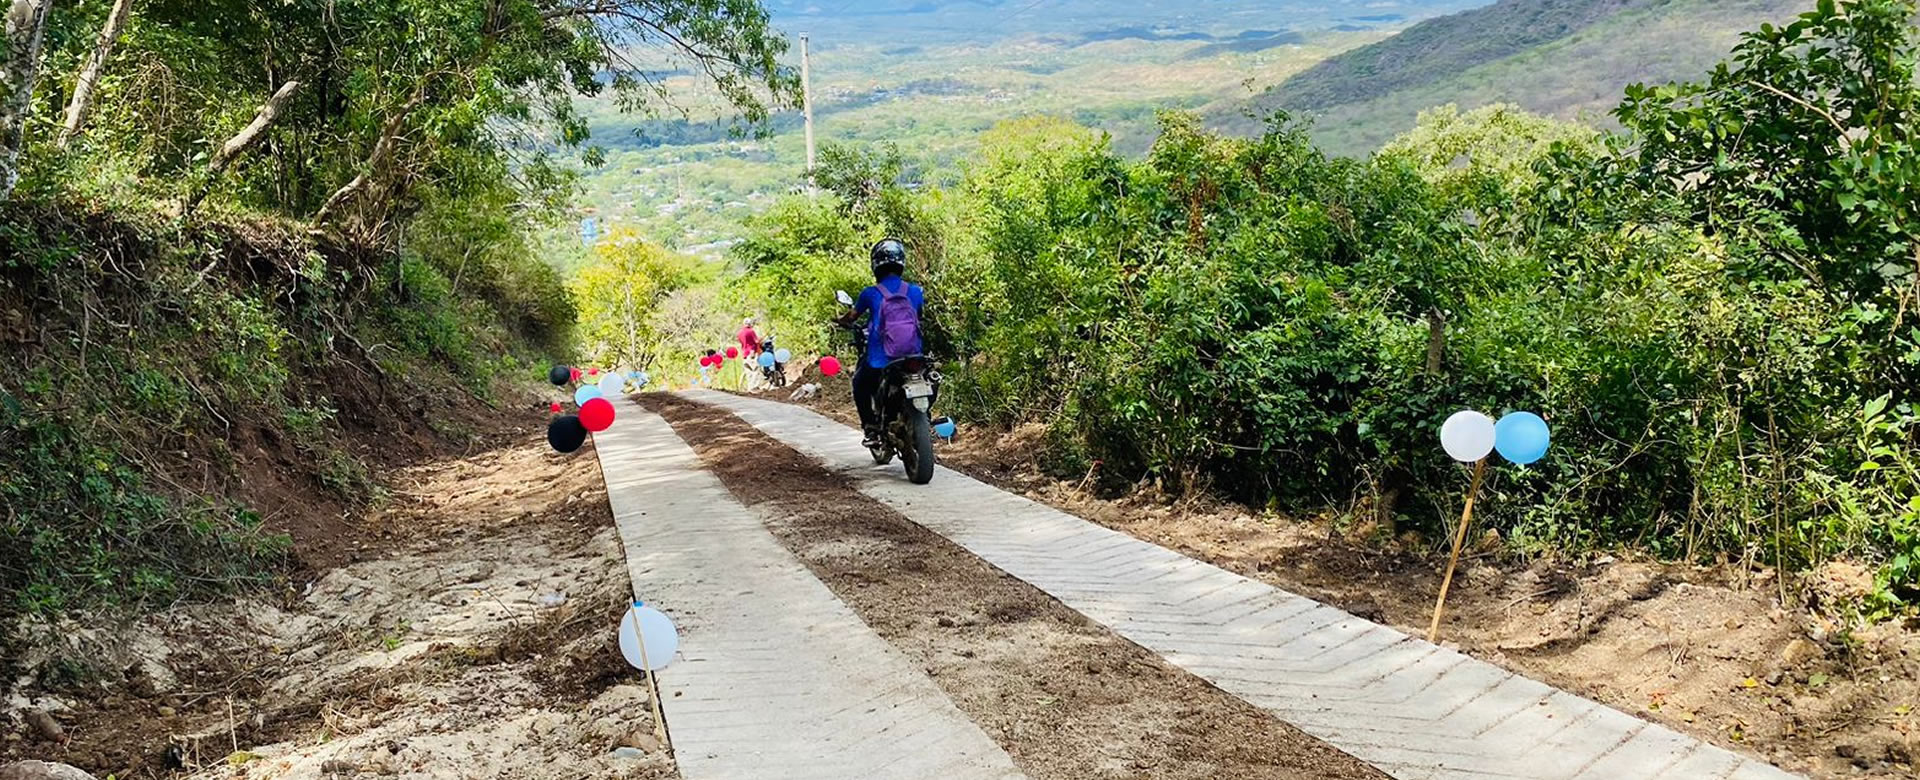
left=55, top=0, right=132, bottom=149
left=1, top=0, right=52, bottom=200
left=1617, top=0, right=1919, bottom=306
left=572, top=229, right=704, bottom=368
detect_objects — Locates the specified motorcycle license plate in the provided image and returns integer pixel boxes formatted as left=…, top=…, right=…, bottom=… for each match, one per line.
left=904, top=381, right=934, bottom=399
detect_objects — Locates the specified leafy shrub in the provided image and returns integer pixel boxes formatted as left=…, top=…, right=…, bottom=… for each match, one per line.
left=722, top=1, right=1920, bottom=616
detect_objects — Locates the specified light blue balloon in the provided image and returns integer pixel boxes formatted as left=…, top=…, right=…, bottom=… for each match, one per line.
left=758, top=352, right=776, bottom=368
left=635, top=372, right=649, bottom=388
left=1494, top=412, right=1550, bottom=465
left=774, top=348, right=792, bottom=363
left=934, top=419, right=956, bottom=438
left=574, top=384, right=603, bottom=407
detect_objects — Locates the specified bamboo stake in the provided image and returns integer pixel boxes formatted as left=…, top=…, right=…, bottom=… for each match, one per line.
left=1427, top=457, right=1488, bottom=643
left=629, top=603, right=671, bottom=748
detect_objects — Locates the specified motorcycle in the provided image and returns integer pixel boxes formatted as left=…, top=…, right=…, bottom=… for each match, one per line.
left=835, top=289, right=945, bottom=485
left=758, top=336, right=789, bottom=389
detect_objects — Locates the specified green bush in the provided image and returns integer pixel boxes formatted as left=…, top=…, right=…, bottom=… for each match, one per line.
left=721, top=1, right=1920, bottom=617
left=0, top=392, right=289, bottom=615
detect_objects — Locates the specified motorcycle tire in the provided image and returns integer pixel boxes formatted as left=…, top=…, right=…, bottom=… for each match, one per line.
left=905, top=407, right=935, bottom=485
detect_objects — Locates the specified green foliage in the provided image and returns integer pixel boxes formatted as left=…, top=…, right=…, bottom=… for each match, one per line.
left=1813, top=396, right=1920, bottom=613
left=0, top=390, right=289, bottom=615
left=726, top=0, right=1920, bottom=618
left=570, top=229, right=708, bottom=369
left=1618, top=0, right=1919, bottom=301
left=18, top=0, right=796, bottom=227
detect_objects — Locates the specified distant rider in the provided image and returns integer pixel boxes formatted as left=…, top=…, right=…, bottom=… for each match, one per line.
left=838, top=238, right=924, bottom=448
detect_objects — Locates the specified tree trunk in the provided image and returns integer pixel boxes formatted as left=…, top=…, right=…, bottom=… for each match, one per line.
left=1424, top=306, right=1447, bottom=376
left=1, top=0, right=54, bottom=201
left=184, top=80, right=301, bottom=214
left=314, top=92, right=424, bottom=226
left=55, top=0, right=133, bottom=150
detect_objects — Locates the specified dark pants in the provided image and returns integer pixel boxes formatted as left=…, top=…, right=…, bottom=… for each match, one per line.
left=852, top=362, right=882, bottom=432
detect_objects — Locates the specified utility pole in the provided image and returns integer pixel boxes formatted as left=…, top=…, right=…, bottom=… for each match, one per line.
left=800, top=33, right=817, bottom=176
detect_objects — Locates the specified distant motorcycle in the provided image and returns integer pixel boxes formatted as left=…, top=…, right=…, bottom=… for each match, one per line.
left=835, top=289, right=942, bottom=485
left=759, top=336, right=789, bottom=389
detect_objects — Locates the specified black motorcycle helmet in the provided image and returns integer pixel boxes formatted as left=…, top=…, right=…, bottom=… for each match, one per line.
left=870, top=238, right=906, bottom=279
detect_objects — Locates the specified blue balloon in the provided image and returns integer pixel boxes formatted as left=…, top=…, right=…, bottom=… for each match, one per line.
left=758, top=352, right=776, bottom=368
left=1494, top=412, right=1550, bottom=465
left=574, top=384, right=603, bottom=407
left=934, top=419, right=956, bottom=438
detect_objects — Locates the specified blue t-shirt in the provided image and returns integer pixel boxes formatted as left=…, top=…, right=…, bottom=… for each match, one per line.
left=854, top=276, right=925, bottom=368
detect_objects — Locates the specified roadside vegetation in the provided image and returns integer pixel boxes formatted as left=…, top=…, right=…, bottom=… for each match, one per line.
left=669, top=0, right=1920, bottom=618
left=0, top=0, right=791, bottom=628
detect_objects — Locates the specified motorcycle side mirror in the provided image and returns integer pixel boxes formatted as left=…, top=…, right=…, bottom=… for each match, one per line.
left=836, top=290, right=854, bottom=306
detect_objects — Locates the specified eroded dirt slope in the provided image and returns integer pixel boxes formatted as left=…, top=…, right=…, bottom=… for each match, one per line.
left=4, top=423, right=672, bottom=780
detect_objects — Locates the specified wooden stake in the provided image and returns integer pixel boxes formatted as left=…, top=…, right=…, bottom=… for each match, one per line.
left=1427, top=457, right=1487, bottom=643
left=629, top=603, right=671, bottom=748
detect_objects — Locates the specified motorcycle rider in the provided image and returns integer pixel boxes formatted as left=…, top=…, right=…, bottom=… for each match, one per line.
left=838, top=238, right=925, bottom=448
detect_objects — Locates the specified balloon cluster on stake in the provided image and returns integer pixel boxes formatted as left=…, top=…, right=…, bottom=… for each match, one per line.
left=1429, top=410, right=1551, bottom=642
left=543, top=364, right=623, bottom=454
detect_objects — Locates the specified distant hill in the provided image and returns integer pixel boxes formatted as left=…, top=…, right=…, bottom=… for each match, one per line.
left=1269, top=0, right=1648, bottom=112
left=1218, top=0, right=1813, bottom=156
left=760, top=0, right=1490, bottom=44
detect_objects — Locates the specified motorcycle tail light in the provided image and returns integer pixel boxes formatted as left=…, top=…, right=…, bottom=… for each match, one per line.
left=904, top=357, right=926, bottom=373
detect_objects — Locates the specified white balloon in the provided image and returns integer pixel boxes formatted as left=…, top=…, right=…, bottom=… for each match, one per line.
left=1440, top=410, right=1497, bottom=463
left=599, top=373, right=624, bottom=398
left=618, top=604, right=680, bottom=671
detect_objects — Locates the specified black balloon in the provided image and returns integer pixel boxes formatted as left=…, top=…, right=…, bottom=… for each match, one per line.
left=547, top=415, right=588, bottom=453
left=548, top=364, right=572, bottom=386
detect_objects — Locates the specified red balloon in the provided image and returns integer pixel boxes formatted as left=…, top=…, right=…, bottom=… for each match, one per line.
left=569, top=367, right=582, bottom=382
left=725, top=347, right=739, bottom=359
left=580, top=397, right=615, bottom=432
left=588, top=368, right=599, bottom=376
left=820, top=356, right=843, bottom=377
left=549, top=402, right=562, bottom=413
left=699, top=355, right=713, bottom=368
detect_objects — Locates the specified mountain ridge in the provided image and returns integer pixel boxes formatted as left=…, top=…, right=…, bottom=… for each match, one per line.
left=1216, top=0, right=1814, bottom=156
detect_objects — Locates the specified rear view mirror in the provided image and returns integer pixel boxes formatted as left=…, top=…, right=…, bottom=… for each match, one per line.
left=836, top=290, right=854, bottom=306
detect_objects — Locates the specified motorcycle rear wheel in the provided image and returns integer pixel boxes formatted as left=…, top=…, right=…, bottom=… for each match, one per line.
left=904, top=408, right=935, bottom=485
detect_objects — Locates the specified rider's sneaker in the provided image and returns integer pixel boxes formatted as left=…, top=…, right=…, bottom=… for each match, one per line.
left=862, top=427, right=883, bottom=448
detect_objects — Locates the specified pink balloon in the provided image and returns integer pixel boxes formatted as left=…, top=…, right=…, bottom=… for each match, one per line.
left=820, top=356, right=842, bottom=377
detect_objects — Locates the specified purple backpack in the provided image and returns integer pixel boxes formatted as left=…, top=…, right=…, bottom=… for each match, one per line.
left=877, top=281, right=922, bottom=359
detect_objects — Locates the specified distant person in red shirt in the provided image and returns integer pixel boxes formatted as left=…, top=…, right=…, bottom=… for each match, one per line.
left=737, top=317, right=762, bottom=358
